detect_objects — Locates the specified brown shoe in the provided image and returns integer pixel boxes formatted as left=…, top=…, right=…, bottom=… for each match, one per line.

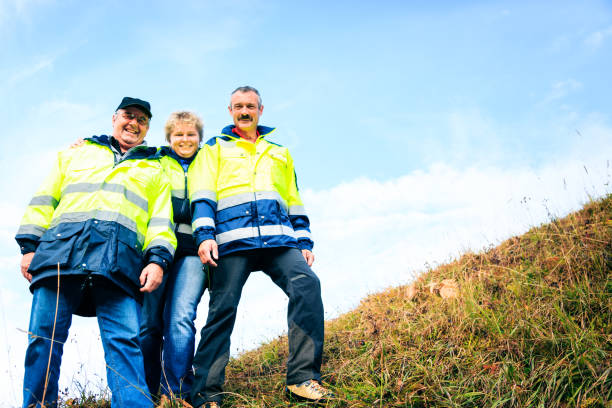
left=198, top=402, right=220, bottom=408
left=156, top=395, right=194, bottom=408
left=155, top=395, right=170, bottom=408
left=286, top=380, right=334, bottom=402
left=175, top=398, right=193, bottom=408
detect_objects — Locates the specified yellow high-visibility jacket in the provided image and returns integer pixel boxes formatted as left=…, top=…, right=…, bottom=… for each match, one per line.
left=158, top=146, right=199, bottom=258
left=16, top=135, right=176, bottom=312
left=189, top=125, right=313, bottom=256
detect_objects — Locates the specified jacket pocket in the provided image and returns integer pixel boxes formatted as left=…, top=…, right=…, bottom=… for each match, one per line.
left=29, top=222, right=84, bottom=273
left=268, top=152, right=289, bottom=190
left=113, top=233, right=144, bottom=287
left=269, top=151, right=287, bottom=166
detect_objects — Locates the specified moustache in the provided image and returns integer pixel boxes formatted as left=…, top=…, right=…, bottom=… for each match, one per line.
left=239, top=114, right=252, bottom=120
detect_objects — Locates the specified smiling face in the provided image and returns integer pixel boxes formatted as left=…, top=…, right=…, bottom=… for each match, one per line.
left=229, top=91, right=263, bottom=135
left=111, top=106, right=150, bottom=152
left=169, top=122, right=200, bottom=158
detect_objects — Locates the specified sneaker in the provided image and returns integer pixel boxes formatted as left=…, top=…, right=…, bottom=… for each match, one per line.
left=286, top=380, right=334, bottom=402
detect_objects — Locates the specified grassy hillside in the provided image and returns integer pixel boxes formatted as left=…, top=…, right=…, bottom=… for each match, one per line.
left=220, top=195, right=611, bottom=407
left=61, top=195, right=611, bottom=407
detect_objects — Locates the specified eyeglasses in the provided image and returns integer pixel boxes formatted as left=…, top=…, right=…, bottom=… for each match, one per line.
left=119, top=111, right=150, bottom=126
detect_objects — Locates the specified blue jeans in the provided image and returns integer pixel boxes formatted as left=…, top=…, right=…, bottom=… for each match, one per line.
left=23, top=275, right=152, bottom=408
left=140, top=255, right=207, bottom=400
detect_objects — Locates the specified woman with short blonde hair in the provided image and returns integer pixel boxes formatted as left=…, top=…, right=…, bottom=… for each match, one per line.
left=141, top=110, right=208, bottom=404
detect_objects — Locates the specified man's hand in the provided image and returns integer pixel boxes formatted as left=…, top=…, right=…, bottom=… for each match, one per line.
left=198, top=239, right=218, bottom=267
left=301, top=249, right=315, bottom=267
left=20, top=252, right=35, bottom=282
left=139, top=263, right=163, bottom=292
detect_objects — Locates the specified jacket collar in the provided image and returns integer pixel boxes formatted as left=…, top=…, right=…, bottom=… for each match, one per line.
left=86, top=135, right=159, bottom=159
left=220, top=125, right=276, bottom=140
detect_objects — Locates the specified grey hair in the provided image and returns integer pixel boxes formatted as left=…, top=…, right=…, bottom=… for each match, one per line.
left=230, top=86, right=262, bottom=108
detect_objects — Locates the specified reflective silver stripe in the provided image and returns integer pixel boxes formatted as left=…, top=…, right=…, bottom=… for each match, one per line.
left=62, top=182, right=98, bottom=195
left=217, top=192, right=253, bottom=211
left=172, top=189, right=186, bottom=199
left=176, top=223, right=193, bottom=235
left=260, top=224, right=296, bottom=238
left=193, top=216, right=215, bottom=230
left=17, top=224, right=47, bottom=238
left=218, top=138, right=236, bottom=148
left=148, top=217, right=174, bottom=229
left=147, top=238, right=176, bottom=256
left=216, top=224, right=300, bottom=245
left=288, top=205, right=307, bottom=216
left=105, top=184, right=148, bottom=212
left=62, top=183, right=148, bottom=212
left=29, top=195, right=58, bottom=207
left=216, top=227, right=258, bottom=245
left=49, top=211, right=144, bottom=243
left=191, top=189, right=217, bottom=203
left=49, top=211, right=98, bottom=227
left=294, top=229, right=312, bottom=240
left=255, top=191, right=287, bottom=212
left=217, top=191, right=288, bottom=212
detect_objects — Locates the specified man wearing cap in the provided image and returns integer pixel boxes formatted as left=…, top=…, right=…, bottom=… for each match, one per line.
left=16, top=97, right=176, bottom=408
left=188, top=86, right=333, bottom=407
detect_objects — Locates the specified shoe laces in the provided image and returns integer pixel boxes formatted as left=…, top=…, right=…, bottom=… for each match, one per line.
left=306, top=380, right=330, bottom=395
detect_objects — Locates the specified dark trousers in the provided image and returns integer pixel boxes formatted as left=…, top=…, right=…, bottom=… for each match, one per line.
left=190, top=247, right=324, bottom=405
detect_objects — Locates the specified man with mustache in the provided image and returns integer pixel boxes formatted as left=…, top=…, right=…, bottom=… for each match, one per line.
left=188, top=86, right=332, bottom=407
left=16, top=97, right=176, bottom=408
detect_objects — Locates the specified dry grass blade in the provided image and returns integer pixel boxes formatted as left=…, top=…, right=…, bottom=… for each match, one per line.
left=41, top=263, right=61, bottom=408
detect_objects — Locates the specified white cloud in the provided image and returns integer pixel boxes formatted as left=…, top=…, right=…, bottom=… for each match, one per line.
left=585, top=26, right=612, bottom=50
left=540, top=79, right=583, bottom=105
left=446, top=109, right=504, bottom=162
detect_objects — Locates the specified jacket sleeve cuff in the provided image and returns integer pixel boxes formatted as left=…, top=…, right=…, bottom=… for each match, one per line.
left=297, top=239, right=314, bottom=251
left=194, top=228, right=216, bottom=246
left=145, top=252, right=172, bottom=273
left=16, top=238, right=38, bottom=255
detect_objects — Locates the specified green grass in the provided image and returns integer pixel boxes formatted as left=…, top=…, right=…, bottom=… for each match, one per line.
left=60, top=194, right=612, bottom=407
left=219, top=194, right=611, bottom=407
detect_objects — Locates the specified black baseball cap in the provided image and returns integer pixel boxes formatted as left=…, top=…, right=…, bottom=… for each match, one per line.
left=116, top=97, right=152, bottom=118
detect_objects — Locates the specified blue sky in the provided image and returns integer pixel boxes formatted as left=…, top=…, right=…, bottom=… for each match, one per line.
left=1, top=1, right=611, bottom=406
left=2, top=0, right=610, bottom=185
